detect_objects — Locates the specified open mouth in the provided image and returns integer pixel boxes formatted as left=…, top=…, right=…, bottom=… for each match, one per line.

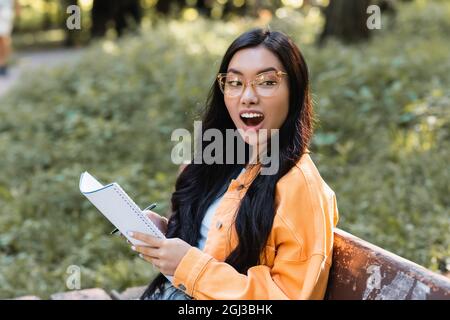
left=240, top=111, right=265, bottom=128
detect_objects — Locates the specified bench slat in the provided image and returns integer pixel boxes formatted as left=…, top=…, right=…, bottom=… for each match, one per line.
left=325, top=229, right=450, bottom=300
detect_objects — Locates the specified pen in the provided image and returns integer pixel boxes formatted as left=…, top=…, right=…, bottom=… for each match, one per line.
left=110, top=203, right=157, bottom=235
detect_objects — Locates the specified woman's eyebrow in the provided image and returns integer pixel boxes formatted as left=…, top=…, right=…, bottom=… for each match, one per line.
left=227, top=67, right=278, bottom=75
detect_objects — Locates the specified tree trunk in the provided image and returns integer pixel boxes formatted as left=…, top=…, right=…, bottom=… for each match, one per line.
left=113, top=0, right=142, bottom=37
left=155, top=0, right=171, bottom=15
left=195, top=0, right=212, bottom=17
left=155, top=0, right=185, bottom=15
left=91, top=0, right=121, bottom=38
left=319, top=0, right=372, bottom=45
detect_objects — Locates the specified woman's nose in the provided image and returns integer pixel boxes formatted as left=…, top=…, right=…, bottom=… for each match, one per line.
left=240, top=84, right=258, bottom=105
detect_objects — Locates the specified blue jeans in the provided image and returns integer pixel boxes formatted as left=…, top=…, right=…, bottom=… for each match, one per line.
left=143, top=281, right=193, bottom=300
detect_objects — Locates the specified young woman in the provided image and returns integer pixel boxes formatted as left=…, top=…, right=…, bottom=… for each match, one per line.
left=129, top=28, right=339, bottom=300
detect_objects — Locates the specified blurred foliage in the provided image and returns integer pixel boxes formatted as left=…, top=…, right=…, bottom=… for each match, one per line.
left=1, top=0, right=450, bottom=298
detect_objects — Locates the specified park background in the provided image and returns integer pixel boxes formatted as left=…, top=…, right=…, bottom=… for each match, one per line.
left=0, top=0, right=449, bottom=299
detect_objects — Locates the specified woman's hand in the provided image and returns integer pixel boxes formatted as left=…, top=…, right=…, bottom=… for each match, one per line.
left=144, top=210, right=168, bottom=235
left=128, top=231, right=192, bottom=276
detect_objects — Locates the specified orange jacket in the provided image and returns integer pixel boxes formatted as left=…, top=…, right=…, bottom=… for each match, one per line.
left=172, top=149, right=339, bottom=299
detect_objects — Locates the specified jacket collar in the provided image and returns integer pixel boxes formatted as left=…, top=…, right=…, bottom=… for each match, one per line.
left=234, top=147, right=311, bottom=187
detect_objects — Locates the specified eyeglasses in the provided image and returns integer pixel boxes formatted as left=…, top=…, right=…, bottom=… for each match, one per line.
left=217, top=70, right=287, bottom=97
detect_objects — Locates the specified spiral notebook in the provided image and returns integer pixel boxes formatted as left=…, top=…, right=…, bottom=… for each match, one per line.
left=79, top=171, right=173, bottom=282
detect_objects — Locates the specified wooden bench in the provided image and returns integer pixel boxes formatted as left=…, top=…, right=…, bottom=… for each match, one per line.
left=325, top=228, right=450, bottom=300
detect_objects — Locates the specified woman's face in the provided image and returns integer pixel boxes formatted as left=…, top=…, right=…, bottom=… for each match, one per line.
left=224, top=45, right=289, bottom=145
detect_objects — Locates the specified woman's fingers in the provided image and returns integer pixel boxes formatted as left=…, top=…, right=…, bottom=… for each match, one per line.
left=144, top=210, right=168, bottom=223
left=143, top=210, right=168, bottom=234
left=128, top=231, right=163, bottom=247
left=136, top=251, right=161, bottom=270
left=138, top=253, right=160, bottom=268
left=132, top=245, right=160, bottom=259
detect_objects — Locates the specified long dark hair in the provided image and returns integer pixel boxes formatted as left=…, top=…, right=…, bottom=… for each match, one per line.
left=141, top=27, right=313, bottom=299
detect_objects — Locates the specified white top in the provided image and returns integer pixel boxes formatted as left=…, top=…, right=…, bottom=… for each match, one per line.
left=196, top=168, right=246, bottom=250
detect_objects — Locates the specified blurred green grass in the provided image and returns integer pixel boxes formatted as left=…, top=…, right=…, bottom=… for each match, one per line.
left=0, top=1, right=449, bottom=298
